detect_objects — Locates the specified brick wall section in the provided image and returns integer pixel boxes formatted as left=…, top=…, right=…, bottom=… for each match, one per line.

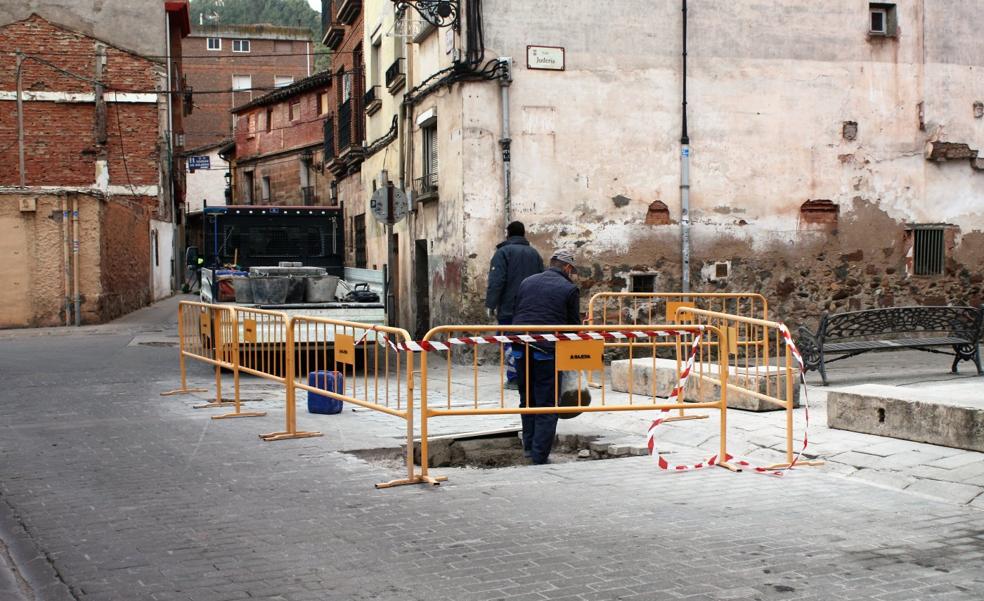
left=233, top=75, right=335, bottom=206
left=0, top=15, right=160, bottom=188
left=99, top=197, right=152, bottom=320
left=182, top=31, right=310, bottom=149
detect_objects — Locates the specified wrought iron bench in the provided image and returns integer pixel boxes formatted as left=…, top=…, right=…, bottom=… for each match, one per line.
left=796, top=305, right=984, bottom=385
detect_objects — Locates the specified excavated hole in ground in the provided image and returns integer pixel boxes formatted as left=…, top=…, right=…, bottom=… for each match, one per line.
left=344, top=430, right=647, bottom=469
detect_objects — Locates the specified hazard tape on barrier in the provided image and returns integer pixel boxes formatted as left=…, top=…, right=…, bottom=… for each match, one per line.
left=379, top=327, right=704, bottom=353
left=647, top=322, right=813, bottom=476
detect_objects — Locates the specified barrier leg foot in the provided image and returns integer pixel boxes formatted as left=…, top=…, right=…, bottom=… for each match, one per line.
left=375, top=474, right=448, bottom=489
left=193, top=401, right=236, bottom=409
left=161, top=388, right=209, bottom=396
left=259, top=431, right=323, bottom=442
left=212, top=411, right=267, bottom=420
left=664, top=414, right=709, bottom=423
left=718, top=461, right=743, bottom=473
left=762, top=459, right=825, bottom=470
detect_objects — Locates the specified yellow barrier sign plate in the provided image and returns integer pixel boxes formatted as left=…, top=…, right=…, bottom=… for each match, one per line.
left=243, top=319, right=257, bottom=343
left=200, top=310, right=211, bottom=336
left=556, top=340, right=604, bottom=371
left=335, top=334, right=355, bottom=366
left=727, top=326, right=739, bottom=355
left=666, top=301, right=696, bottom=323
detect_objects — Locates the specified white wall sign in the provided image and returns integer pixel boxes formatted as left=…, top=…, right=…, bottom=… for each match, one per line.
left=527, top=45, right=565, bottom=71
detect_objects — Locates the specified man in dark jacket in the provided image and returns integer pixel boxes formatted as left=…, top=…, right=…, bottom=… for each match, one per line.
left=485, top=221, right=544, bottom=387
left=510, top=248, right=580, bottom=464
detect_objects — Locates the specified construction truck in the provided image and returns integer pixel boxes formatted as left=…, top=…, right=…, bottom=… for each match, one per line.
left=194, top=205, right=386, bottom=332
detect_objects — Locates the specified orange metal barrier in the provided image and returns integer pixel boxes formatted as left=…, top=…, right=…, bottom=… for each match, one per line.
left=676, top=307, right=823, bottom=470
left=162, top=301, right=236, bottom=409
left=586, top=292, right=769, bottom=420
left=417, top=324, right=736, bottom=483
left=289, top=317, right=435, bottom=487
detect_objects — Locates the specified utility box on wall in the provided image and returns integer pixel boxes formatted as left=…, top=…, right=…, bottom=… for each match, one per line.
left=18, top=197, right=37, bottom=212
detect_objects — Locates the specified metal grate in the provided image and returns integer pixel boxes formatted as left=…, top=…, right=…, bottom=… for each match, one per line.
left=913, top=227, right=945, bottom=275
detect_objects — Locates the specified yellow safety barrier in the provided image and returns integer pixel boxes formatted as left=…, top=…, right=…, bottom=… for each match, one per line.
left=417, top=324, right=737, bottom=483
left=675, top=307, right=824, bottom=470
left=162, top=301, right=237, bottom=409
left=586, top=292, right=769, bottom=421
left=289, top=317, right=437, bottom=487
left=221, top=307, right=321, bottom=441
left=587, top=292, right=769, bottom=329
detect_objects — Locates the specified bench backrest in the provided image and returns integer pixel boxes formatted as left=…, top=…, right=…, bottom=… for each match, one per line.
left=820, top=306, right=982, bottom=343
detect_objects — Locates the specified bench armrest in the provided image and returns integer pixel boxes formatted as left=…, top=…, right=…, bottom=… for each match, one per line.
left=796, top=326, right=822, bottom=371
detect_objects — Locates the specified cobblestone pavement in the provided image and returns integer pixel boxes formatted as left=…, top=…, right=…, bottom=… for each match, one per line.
left=1, top=297, right=983, bottom=600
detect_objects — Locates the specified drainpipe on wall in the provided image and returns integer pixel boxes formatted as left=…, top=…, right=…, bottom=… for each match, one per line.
left=72, top=194, right=81, bottom=326
left=679, top=0, right=691, bottom=294
left=498, top=57, right=513, bottom=224
left=15, top=50, right=25, bottom=187
left=62, top=197, right=72, bottom=326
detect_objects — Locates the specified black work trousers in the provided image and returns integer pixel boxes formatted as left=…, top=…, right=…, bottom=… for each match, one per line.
left=516, top=355, right=558, bottom=464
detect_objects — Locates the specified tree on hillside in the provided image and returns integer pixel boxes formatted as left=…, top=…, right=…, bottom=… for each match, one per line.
left=190, top=0, right=331, bottom=72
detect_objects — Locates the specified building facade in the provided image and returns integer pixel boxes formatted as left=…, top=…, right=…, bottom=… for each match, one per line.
left=182, top=23, right=312, bottom=150
left=230, top=71, right=335, bottom=207
left=360, top=0, right=984, bottom=332
left=0, top=3, right=189, bottom=328
left=322, top=0, right=368, bottom=277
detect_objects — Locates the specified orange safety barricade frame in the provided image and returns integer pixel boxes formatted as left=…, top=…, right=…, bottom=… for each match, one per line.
left=225, top=307, right=323, bottom=442
left=586, top=292, right=769, bottom=421
left=676, top=307, right=824, bottom=471
left=417, top=324, right=737, bottom=484
left=289, top=316, right=438, bottom=488
left=163, top=301, right=236, bottom=409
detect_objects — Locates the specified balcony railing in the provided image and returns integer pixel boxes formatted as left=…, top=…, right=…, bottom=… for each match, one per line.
left=337, top=99, right=352, bottom=150
left=321, top=0, right=333, bottom=37
left=413, top=172, right=438, bottom=200
left=323, top=22, right=345, bottom=50
left=336, top=0, right=362, bottom=25
left=323, top=117, right=335, bottom=159
left=385, top=58, right=405, bottom=91
left=364, top=86, right=381, bottom=115
left=301, top=186, right=317, bottom=206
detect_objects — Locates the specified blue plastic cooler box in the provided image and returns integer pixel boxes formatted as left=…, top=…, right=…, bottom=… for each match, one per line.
left=307, top=371, right=344, bottom=414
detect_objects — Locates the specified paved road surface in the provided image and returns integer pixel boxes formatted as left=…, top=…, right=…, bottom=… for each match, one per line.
left=1, top=296, right=982, bottom=600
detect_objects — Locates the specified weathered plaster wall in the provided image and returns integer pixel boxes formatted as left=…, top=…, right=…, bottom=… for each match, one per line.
left=428, top=0, right=984, bottom=329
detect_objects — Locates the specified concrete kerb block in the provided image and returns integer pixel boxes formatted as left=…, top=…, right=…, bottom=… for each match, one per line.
left=827, top=384, right=984, bottom=453
left=610, top=357, right=799, bottom=412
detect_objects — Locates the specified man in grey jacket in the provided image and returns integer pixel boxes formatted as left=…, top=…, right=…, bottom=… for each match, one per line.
left=485, top=221, right=544, bottom=387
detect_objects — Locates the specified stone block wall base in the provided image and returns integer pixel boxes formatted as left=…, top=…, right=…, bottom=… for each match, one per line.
left=827, top=385, right=984, bottom=452
left=610, top=358, right=799, bottom=412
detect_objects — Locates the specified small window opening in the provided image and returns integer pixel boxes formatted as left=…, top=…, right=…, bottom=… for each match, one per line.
left=206, top=37, right=221, bottom=51
left=630, top=274, right=656, bottom=293
left=868, top=3, right=898, bottom=37
left=912, top=226, right=945, bottom=276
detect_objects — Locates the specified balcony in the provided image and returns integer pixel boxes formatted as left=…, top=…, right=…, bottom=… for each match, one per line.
left=364, top=86, right=381, bottom=115
left=323, top=22, right=345, bottom=50
left=321, top=0, right=333, bottom=37
left=323, top=118, right=335, bottom=159
left=385, top=58, right=405, bottom=93
left=336, top=0, right=362, bottom=25
left=300, top=186, right=317, bottom=206
left=337, top=99, right=352, bottom=150
left=413, top=172, right=438, bottom=202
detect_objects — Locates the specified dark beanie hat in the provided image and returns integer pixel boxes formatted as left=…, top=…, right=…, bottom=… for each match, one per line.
left=507, top=221, right=525, bottom=237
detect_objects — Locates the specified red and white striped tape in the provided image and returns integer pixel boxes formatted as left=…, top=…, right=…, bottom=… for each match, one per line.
left=647, top=322, right=813, bottom=476
left=381, top=327, right=703, bottom=353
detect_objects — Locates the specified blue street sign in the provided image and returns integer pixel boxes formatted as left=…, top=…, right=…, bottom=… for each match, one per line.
left=187, top=156, right=211, bottom=171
